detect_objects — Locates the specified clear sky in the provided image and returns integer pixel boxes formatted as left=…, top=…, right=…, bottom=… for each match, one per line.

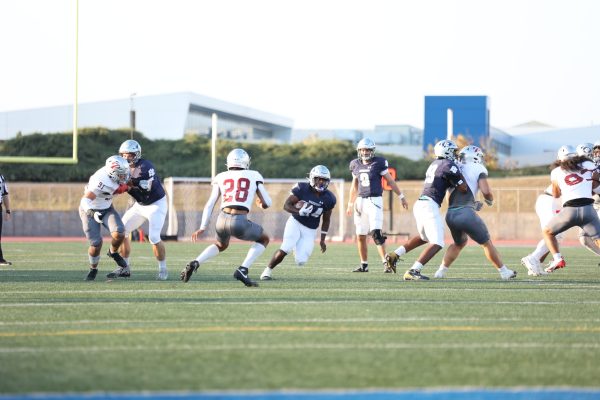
left=1, top=0, right=599, bottom=130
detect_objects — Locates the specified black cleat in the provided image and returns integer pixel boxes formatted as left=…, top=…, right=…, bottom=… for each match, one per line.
left=352, top=265, right=369, bottom=272
left=403, top=269, right=430, bottom=281
left=0, top=259, right=12, bottom=266
left=85, top=268, right=98, bottom=281
left=234, top=267, right=258, bottom=287
left=106, top=266, right=131, bottom=279
left=106, top=251, right=128, bottom=269
left=180, top=260, right=199, bottom=283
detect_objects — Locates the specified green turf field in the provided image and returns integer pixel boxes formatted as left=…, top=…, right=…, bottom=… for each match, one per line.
left=0, top=241, right=599, bottom=395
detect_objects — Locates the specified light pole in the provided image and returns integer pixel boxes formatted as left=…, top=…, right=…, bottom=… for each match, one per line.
left=129, top=93, right=136, bottom=139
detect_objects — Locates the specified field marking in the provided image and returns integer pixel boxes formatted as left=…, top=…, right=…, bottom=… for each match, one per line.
left=3, top=316, right=600, bottom=326
left=2, top=325, right=600, bottom=338
left=2, top=299, right=600, bottom=308
left=3, top=283, right=600, bottom=296
left=2, top=341, right=600, bottom=354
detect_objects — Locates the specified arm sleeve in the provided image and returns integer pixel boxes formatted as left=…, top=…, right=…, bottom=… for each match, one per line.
left=80, top=197, right=93, bottom=213
left=257, top=183, right=272, bottom=208
left=199, top=184, right=220, bottom=230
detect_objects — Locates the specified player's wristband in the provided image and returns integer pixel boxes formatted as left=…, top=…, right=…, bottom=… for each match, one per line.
left=398, top=193, right=405, bottom=200
left=5, top=209, right=10, bottom=214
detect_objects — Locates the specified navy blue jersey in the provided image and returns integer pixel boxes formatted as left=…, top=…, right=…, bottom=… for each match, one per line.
left=349, top=156, right=388, bottom=197
left=421, top=158, right=463, bottom=206
left=128, top=159, right=166, bottom=205
left=291, top=182, right=337, bottom=229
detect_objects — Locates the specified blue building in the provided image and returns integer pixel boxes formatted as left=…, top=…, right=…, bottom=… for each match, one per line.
left=423, top=96, right=489, bottom=151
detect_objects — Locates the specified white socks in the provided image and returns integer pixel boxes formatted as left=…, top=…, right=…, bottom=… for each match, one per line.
left=196, top=244, right=220, bottom=264
left=241, top=243, right=266, bottom=269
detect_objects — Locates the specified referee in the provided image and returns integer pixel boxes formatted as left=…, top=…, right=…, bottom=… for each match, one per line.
left=0, top=174, right=12, bottom=266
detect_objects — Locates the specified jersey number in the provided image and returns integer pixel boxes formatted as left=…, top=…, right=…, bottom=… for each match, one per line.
left=564, top=174, right=583, bottom=186
left=424, top=164, right=439, bottom=184
left=359, top=172, right=371, bottom=187
left=223, top=178, right=250, bottom=202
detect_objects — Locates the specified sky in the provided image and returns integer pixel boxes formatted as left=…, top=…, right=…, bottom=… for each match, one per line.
left=1, top=0, right=600, bottom=130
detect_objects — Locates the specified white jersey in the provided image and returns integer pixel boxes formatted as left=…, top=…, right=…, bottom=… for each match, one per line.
left=84, top=168, right=120, bottom=210
left=550, top=160, right=595, bottom=205
left=214, top=169, right=265, bottom=210
left=459, top=162, right=488, bottom=198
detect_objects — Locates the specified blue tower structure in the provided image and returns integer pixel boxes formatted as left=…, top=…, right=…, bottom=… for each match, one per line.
left=423, top=96, right=489, bottom=152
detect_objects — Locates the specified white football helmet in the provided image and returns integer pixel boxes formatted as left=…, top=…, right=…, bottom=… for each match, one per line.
left=557, top=145, right=576, bottom=161
left=576, top=143, right=593, bottom=160
left=356, top=138, right=376, bottom=162
left=118, top=139, right=142, bottom=165
left=458, top=145, right=485, bottom=164
left=593, top=141, right=600, bottom=163
left=226, top=148, right=251, bottom=169
left=104, top=155, right=130, bottom=184
left=434, top=140, right=458, bottom=160
left=308, top=165, right=331, bottom=192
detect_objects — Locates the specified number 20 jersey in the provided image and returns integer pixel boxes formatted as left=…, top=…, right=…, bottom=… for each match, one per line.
left=213, top=169, right=265, bottom=211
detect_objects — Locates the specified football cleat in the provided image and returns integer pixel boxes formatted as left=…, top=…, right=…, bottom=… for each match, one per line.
left=520, top=256, right=541, bottom=276
left=545, top=258, right=566, bottom=273
left=85, top=268, right=98, bottom=281
left=106, top=266, right=131, bottom=279
left=157, top=268, right=168, bottom=281
left=434, top=267, right=448, bottom=279
left=383, top=260, right=396, bottom=273
left=106, top=250, right=128, bottom=269
left=500, top=268, right=517, bottom=280
left=180, top=260, right=199, bottom=283
left=352, top=265, right=369, bottom=272
left=234, top=267, right=258, bottom=287
left=403, top=269, right=430, bottom=281
left=260, top=267, right=273, bottom=281
left=385, top=252, right=401, bottom=271
left=0, top=259, right=12, bottom=266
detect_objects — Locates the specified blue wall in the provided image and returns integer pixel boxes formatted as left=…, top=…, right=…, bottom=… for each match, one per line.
left=423, top=96, right=489, bottom=152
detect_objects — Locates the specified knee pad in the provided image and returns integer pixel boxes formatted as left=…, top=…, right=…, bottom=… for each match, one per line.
left=370, top=229, right=387, bottom=245
left=148, top=231, right=161, bottom=245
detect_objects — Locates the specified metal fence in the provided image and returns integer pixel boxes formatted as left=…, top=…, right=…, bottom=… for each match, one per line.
left=6, top=182, right=569, bottom=241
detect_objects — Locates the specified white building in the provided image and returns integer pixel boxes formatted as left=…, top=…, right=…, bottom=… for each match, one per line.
left=0, top=92, right=293, bottom=142
left=2, top=92, right=598, bottom=167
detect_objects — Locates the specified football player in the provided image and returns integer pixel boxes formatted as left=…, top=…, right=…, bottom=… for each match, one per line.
left=114, top=139, right=169, bottom=280
left=180, top=148, right=272, bottom=287
left=260, top=165, right=337, bottom=281
left=434, top=145, right=517, bottom=280
left=574, top=143, right=600, bottom=260
left=79, top=155, right=130, bottom=281
left=522, top=145, right=598, bottom=276
left=386, top=139, right=468, bottom=280
left=543, top=144, right=600, bottom=273
left=346, top=138, right=408, bottom=273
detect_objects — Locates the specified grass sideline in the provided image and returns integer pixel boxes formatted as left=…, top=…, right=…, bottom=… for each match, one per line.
left=0, top=241, right=599, bottom=395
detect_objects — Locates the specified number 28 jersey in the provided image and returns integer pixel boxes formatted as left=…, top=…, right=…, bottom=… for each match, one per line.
left=213, top=169, right=265, bottom=211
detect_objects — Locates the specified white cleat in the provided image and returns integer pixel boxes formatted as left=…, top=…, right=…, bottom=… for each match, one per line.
left=157, top=269, right=168, bottom=281
left=260, top=267, right=273, bottom=281
left=521, top=256, right=541, bottom=276
left=434, top=267, right=448, bottom=278
left=500, top=268, right=517, bottom=280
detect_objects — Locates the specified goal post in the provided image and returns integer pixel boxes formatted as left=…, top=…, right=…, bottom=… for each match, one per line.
left=164, top=177, right=346, bottom=242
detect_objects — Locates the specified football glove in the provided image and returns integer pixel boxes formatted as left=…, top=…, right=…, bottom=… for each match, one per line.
left=474, top=201, right=483, bottom=211
left=485, top=198, right=494, bottom=206
left=298, top=203, right=314, bottom=217
left=139, top=180, right=151, bottom=190
left=87, top=209, right=105, bottom=223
